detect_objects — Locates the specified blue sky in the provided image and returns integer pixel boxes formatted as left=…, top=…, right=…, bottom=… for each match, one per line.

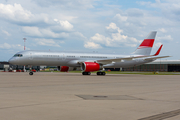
left=0, top=0, right=180, bottom=61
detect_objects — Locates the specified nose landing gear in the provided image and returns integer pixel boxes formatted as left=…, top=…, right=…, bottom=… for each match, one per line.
left=28, top=66, right=34, bottom=75
left=29, top=71, right=33, bottom=75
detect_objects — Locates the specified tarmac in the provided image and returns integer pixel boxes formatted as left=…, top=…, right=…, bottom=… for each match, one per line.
left=0, top=72, right=180, bottom=120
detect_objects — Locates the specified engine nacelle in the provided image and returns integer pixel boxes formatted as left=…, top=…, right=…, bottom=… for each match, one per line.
left=81, top=62, right=103, bottom=72
left=58, top=66, right=69, bottom=72
left=57, top=66, right=81, bottom=72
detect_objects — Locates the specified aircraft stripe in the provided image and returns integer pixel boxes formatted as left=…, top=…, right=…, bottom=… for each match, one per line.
left=139, top=39, right=154, bottom=48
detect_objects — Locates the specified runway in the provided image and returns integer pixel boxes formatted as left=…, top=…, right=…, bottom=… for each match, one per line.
left=0, top=72, right=180, bottom=120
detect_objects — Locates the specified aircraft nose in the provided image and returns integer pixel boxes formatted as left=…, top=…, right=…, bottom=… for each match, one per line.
left=8, top=58, right=18, bottom=65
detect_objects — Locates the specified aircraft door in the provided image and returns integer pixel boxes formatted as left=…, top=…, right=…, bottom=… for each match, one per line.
left=62, top=54, right=66, bottom=61
left=29, top=53, right=33, bottom=60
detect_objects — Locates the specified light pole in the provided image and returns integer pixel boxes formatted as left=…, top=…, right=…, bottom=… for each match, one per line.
left=23, top=38, right=26, bottom=50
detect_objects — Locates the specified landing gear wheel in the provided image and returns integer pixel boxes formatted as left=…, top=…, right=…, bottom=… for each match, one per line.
left=97, top=72, right=106, bottom=76
left=82, top=72, right=91, bottom=75
left=29, top=72, right=33, bottom=75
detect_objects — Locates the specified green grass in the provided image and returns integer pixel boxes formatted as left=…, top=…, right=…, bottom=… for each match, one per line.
left=40, top=70, right=180, bottom=75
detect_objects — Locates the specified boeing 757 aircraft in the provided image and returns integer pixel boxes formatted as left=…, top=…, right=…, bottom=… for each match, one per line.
left=8, top=31, right=169, bottom=75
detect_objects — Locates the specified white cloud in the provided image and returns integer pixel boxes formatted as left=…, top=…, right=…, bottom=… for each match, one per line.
left=22, top=26, right=69, bottom=38
left=1, top=29, right=11, bottom=36
left=138, top=0, right=180, bottom=21
left=157, top=35, right=173, bottom=42
left=34, top=39, right=61, bottom=47
left=0, top=43, right=24, bottom=50
left=54, top=14, right=77, bottom=21
left=0, top=3, right=33, bottom=22
left=87, top=23, right=139, bottom=48
left=0, top=43, right=11, bottom=49
left=84, top=42, right=102, bottom=49
left=70, top=31, right=87, bottom=40
left=53, top=19, right=73, bottom=31
left=32, top=0, right=95, bottom=9
left=126, top=8, right=144, bottom=17
left=106, top=22, right=123, bottom=33
left=22, top=27, right=42, bottom=37
left=90, top=33, right=106, bottom=43
left=114, top=14, right=127, bottom=22
left=0, top=3, right=51, bottom=25
left=158, top=28, right=167, bottom=33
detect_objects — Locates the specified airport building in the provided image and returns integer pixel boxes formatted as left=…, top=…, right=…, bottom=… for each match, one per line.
left=0, top=62, right=10, bottom=71
left=108, top=60, right=180, bottom=72
left=0, top=62, right=40, bottom=71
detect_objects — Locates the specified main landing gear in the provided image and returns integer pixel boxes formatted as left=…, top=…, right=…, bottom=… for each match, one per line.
left=82, top=72, right=106, bottom=76
left=97, top=72, right=106, bottom=75
left=82, top=72, right=91, bottom=75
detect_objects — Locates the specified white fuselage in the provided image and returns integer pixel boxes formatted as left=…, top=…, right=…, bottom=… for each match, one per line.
left=8, top=50, right=153, bottom=68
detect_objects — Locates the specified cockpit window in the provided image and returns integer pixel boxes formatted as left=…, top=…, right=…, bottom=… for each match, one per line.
left=13, top=54, right=23, bottom=57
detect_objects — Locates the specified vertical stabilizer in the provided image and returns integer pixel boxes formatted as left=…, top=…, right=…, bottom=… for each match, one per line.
left=133, top=31, right=157, bottom=56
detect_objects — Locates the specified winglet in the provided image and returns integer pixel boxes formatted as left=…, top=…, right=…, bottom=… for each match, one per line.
left=153, top=44, right=163, bottom=56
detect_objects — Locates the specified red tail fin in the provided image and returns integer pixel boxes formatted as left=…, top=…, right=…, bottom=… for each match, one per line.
left=153, top=44, right=163, bottom=56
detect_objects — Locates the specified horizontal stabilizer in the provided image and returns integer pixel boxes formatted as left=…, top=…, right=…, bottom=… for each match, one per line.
left=144, top=56, right=170, bottom=61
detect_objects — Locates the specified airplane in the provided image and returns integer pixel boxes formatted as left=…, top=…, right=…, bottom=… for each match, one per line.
left=8, top=31, right=170, bottom=75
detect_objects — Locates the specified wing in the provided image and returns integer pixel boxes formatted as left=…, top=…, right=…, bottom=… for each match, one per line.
left=96, top=56, right=148, bottom=64
left=144, top=56, right=170, bottom=61
left=96, top=56, right=170, bottom=65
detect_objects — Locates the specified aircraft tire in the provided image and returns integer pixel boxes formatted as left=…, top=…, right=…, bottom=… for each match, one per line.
left=82, top=72, right=91, bottom=75
left=97, top=72, right=99, bottom=75
left=29, top=72, right=33, bottom=75
left=102, top=72, right=106, bottom=75
left=97, top=72, right=106, bottom=76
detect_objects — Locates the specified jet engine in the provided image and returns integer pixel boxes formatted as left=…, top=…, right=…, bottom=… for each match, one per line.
left=57, top=66, right=81, bottom=72
left=81, top=62, right=103, bottom=72
left=57, top=66, right=69, bottom=72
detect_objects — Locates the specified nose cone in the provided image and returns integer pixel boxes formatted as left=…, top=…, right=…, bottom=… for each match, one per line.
left=8, top=58, right=18, bottom=65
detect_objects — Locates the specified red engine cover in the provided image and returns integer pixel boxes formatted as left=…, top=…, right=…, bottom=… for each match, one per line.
left=60, top=66, right=69, bottom=72
left=82, top=62, right=100, bottom=72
